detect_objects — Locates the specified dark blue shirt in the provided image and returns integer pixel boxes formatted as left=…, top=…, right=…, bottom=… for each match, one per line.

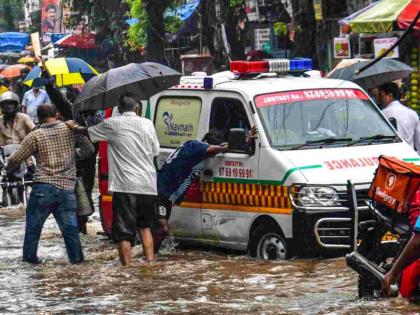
left=157, top=140, right=209, bottom=204
left=414, top=215, right=420, bottom=233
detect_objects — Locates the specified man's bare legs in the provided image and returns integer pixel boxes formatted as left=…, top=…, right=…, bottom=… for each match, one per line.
left=118, top=240, right=132, bottom=266
left=140, top=227, right=155, bottom=261
left=117, top=228, right=154, bottom=265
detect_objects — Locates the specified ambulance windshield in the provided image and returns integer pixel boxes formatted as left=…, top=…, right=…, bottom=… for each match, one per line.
left=255, top=89, right=398, bottom=150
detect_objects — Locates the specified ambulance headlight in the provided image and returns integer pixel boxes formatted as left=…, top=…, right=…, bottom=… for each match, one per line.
left=297, top=186, right=339, bottom=207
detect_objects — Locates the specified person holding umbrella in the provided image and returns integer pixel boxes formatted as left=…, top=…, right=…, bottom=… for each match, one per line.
left=67, top=93, right=159, bottom=265
left=376, top=82, right=420, bottom=153
left=36, top=56, right=103, bottom=234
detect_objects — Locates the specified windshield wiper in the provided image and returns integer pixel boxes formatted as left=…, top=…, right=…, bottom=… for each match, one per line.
left=346, top=134, right=399, bottom=147
left=291, top=137, right=353, bottom=150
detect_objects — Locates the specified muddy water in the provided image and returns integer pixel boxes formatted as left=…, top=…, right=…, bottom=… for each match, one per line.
left=1, top=206, right=420, bottom=315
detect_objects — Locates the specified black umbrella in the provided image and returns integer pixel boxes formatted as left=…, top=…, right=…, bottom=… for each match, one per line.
left=327, top=58, right=413, bottom=89
left=73, top=62, right=181, bottom=112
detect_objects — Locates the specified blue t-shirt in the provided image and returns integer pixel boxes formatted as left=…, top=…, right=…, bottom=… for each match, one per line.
left=157, top=140, right=209, bottom=204
left=414, top=215, right=420, bottom=233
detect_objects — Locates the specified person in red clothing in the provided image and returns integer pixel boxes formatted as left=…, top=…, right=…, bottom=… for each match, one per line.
left=383, top=188, right=420, bottom=299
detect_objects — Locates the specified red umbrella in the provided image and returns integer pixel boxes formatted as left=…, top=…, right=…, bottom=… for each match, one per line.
left=55, top=33, right=98, bottom=49
left=397, top=0, right=420, bottom=34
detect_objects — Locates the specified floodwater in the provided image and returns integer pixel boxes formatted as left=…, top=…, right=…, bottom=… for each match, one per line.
left=1, top=205, right=420, bottom=314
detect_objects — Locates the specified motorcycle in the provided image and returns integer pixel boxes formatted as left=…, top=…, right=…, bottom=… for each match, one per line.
left=346, top=156, right=420, bottom=299
left=0, top=144, right=32, bottom=207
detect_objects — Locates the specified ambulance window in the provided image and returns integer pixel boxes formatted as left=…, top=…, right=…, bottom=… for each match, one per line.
left=154, top=97, right=202, bottom=148
left=209, top=98, right=250, bottom=142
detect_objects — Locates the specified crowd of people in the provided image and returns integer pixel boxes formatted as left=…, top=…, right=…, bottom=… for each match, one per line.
left=0, top=62, right=419, bottom=301
left=0, top=67, right=229, bottom=266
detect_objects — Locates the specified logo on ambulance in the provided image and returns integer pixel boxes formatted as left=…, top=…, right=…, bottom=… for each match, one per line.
left=385, top=173, right=397, bottom=190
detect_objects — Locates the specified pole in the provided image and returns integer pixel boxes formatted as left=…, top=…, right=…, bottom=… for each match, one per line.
left=356, top=11, right=420, bottom=75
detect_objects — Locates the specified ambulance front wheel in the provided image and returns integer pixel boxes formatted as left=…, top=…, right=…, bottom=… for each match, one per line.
left=249, top=224, right=288, bottom=260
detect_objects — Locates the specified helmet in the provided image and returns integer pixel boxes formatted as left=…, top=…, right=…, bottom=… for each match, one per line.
left=0, top=91, right=20, bottom=116
left=0, top=91, right=20, bottom=106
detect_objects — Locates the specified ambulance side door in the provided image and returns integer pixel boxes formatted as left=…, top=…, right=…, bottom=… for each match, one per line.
left=200, top=94, right=259, bottom=247
left=154, top=94, right=204, bottom=239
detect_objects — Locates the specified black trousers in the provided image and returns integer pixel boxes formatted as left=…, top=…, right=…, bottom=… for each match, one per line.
left=76, top=144, right=99, bottom=231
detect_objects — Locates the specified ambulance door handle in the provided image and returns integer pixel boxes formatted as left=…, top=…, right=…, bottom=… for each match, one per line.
left=204, top=169, right=213, bottom=177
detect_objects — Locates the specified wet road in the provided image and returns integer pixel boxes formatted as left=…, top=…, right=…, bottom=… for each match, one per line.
left=1, top=206, right=420, bottom=314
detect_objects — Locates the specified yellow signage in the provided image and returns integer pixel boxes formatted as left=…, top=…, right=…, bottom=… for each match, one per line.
left=313, top=0, right=323, bottom=21
left=155, top=97, right=202, bottom=148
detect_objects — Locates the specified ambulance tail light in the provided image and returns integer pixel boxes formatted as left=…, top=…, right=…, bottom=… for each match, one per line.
left=230, top=58, right=312, bottom=75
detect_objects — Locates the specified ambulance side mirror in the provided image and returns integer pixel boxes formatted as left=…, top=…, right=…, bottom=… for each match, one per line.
left=389, top=117, right=397, bottom=130
left=228, top=128, right=247, bottom=154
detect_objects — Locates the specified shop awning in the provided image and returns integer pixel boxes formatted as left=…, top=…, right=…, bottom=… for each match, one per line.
left=397, top=0, right=420, bottom=33
left=55, top=33, right=98, bottom=49
left=0, top=32, right=30, bottom=52
left=165, top=0, right=201, bottom=21
left=126, top=0, right=201, bottom=26
left=349, top=0, right=411, bottom=33
left=341, top=0, right=420, bottom=34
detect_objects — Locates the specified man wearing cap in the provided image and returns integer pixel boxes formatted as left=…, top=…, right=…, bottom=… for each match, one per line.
left=22, top=81, right=50, bottom=124
left=0, top=91, right=35, bottom=146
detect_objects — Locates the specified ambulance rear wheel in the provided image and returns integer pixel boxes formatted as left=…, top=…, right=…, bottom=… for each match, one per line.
left=250, top=224, right=288, bottom=260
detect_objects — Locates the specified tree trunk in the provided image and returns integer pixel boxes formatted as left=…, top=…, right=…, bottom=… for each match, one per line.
left=144, top=1, right=169, bottom=64
left=291, top=0, right=317, bottom=60
left=220, top=0, right=246, bottom=61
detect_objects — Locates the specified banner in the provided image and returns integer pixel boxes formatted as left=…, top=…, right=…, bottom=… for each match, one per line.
left=374, top=37, right=399, bottom=59
left=245, top=0, right=259, bottom=22
left=313, top=0, right=323, bottom=21
left=255, top=89, right=369, bottom=108
left=30, top=32, right=41, bottom=58
left=333, top=37, right=351, bottom=59
left=155, top=97, right=202, bottom=148
left=41, top=0, right=66, bottom=43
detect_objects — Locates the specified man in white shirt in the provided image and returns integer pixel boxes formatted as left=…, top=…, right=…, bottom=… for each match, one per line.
left=378, top=82, right=420, bottom=154
left=67, top=93, right=160, bottom=265
left=22, top=82, right=51, bottom=123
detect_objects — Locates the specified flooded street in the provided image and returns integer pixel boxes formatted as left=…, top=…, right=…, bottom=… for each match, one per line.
left=1, top=205, right=420, bottom=314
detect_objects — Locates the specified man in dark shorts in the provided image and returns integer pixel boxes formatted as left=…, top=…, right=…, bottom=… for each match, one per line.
left=67, top=93, right=159, bottom=265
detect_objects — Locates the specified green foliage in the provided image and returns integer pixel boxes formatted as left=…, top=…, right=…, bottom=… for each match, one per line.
left=0, top=0, right=24, bottom=32
left=126, top=0, right=148, bottom=47
left=126, top=0, right=188, bottom=49
left=229, top=0, right=244, bottom=8
left=273, top=22, right=287, bottom=36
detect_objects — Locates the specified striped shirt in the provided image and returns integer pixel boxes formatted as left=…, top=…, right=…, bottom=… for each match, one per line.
left=157, top=140, right=209, bottom=204
left=6, top=121, right=93, bottom=190
left=88, top=112, right=160, bottom=195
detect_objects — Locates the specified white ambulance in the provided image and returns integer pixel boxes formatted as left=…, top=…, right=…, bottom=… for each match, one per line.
left=100, top=58, right=419, bottom=260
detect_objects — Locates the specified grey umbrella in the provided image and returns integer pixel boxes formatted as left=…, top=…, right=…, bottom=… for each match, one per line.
left=73, top=62, right=181, bottom=112
left=327, top=58, right=413, bottom=89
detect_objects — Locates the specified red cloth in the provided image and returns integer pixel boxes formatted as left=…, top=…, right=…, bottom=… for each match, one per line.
left=397, top=0, right=420, bottom=35
left=55, top=33, right=98, bottom=49
left=401, top=260, right=420, bottom=298
left=400, top=189, right=420, bottom=298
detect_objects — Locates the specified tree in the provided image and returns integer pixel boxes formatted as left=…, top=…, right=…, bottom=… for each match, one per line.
left=222, top=0, right=247, bottom=61
left=67, top=0, right=136, bottom=66
left=0, top=0, right=25, bottom=32
left=290, top=0, right=317, bottom=60
left=126, top=0, right=184, bottom=64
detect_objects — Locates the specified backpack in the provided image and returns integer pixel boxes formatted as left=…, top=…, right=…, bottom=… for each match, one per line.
left=368, top=156, right=420, bottom=214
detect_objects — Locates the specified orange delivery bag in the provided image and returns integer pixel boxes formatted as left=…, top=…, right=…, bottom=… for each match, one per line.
left=368, top=156, right=420, bottom=214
